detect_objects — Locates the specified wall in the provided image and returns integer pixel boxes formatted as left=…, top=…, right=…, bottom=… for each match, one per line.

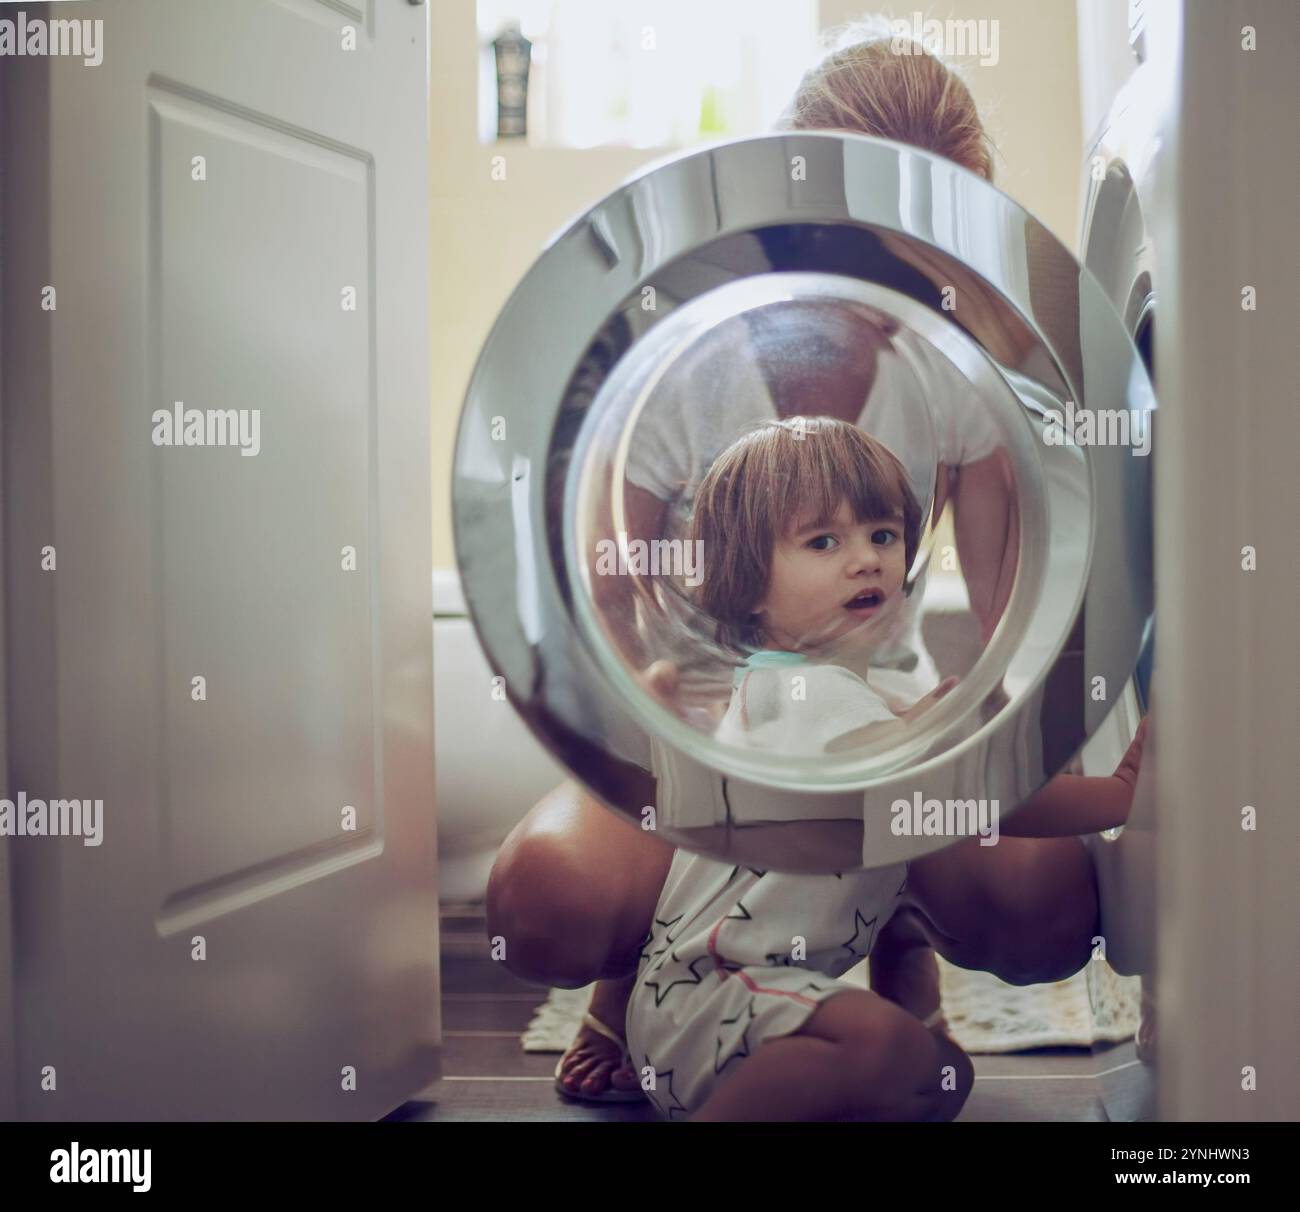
left=1075, top=0, right=1143, bottom=140
left=431, top=1, right=1083, bottom=571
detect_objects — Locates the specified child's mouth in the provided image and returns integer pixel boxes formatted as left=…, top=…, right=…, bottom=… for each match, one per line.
left=843, top=588, right=885, bottom=614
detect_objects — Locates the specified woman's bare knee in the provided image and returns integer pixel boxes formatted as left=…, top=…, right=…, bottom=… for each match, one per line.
left=486, top=827, right=607, bottom=986
left=484, top=780, right=674, bottom=987
left=982, top=839, right=1097, bottom=984
left=908, top=836, right=1098, bottom=986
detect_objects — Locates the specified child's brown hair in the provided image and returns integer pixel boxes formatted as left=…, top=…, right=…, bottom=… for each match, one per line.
left=689, top=417, right=922, bottom=652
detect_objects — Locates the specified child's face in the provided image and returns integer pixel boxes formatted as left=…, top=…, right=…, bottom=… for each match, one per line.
left=755, top=499, right=908, bottom=653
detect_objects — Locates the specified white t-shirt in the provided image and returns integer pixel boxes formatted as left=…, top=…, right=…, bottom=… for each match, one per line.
left=713, top=653, right=899, bottom=756
left=624, top=327, right=1001, bottom=678
left=625, top=326, right=1000, bottom=508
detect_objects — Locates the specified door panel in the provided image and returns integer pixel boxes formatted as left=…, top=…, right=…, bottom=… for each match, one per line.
left=2, top=0, right=436, bottom=1120
left=151, top=83, right=378, bottom=896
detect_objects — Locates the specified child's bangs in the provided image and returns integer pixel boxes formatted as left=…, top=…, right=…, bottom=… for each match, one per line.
left=782, top=423, right=909, bottom=535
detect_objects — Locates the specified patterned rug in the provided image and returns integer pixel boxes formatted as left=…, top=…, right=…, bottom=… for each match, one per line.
left=523, top=956, right=1140, bottom=1055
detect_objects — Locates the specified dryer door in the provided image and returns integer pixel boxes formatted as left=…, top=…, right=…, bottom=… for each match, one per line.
left=453, top=132, right=1155, bottom=872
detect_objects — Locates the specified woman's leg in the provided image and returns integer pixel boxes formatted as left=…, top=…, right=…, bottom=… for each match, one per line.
left=690, top=991, right=974, bottom=1122
left=487, top=779, right=675, bottom=1096
left=900, top=834, right=1099, bottom=986
left=487, top=779, right=675, bottom=987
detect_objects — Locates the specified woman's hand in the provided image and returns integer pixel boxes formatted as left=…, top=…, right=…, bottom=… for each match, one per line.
left=1113, top=715, right=1150, bottom=790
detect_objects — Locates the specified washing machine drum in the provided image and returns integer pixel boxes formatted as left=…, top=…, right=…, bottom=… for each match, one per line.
left=453, top=132, right=1154, bottom=872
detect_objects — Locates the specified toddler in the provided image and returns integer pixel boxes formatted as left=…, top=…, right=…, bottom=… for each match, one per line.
left=624, top=417, right=970, bottom=1122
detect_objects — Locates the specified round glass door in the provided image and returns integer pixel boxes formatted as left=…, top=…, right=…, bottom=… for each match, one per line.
left=453, top=132, right=1154, bottom=871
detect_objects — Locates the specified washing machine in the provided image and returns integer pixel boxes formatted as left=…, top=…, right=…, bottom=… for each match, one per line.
left=451, top=129, right=1156, bottom=878
left=1077, top=20, right=1172, bottom=979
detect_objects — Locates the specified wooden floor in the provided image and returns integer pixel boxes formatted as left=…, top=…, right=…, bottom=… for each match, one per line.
left=386, top=905, right=1156, bottom=1123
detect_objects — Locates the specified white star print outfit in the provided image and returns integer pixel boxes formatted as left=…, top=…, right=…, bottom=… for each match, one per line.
left=624, top=652, right=910, bottom=1119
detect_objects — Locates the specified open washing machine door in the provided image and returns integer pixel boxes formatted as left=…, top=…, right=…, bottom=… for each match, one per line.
left=453, top=131, right=1155, bottom=872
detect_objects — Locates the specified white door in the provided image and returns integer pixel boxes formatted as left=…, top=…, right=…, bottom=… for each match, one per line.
left=1, top=0, right=438, bottom=1119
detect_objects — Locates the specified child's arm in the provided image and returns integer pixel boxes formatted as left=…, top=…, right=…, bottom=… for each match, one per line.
left=999, top=717, right=1149, bottom=838
left=824, top=677, right=958, bottom=753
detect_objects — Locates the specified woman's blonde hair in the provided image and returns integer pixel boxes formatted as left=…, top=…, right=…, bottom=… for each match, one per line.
left=690, top=417, right=921, bottom=653
left=780, top=20, right=996, bottom=182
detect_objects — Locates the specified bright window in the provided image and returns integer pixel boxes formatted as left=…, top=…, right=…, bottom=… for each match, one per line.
left=477, top=0, right=819, bottom=148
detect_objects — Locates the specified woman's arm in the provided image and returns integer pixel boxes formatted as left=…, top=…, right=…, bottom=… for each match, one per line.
left=999, top=717, right=1150, bottom=837
left=589, top=481, right=670, bottom=668
left=998, top=773, right=1134, bottom=837
left=951, top=449, right=1019, bottom=646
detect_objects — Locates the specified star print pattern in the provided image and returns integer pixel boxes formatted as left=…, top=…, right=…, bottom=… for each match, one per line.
left=714, top=1001, right=757, bottom=1075
left=838, top=908, right=879, bottom=963
left=640, top=1055, right=689, bottom=1120
left=643, top=951, right=714, bottom=1007
left=624, top=850, right=910, bottom=1118
left=797, top=979, right=832, bottom=997
left=638, top=912, right=684, bottom=969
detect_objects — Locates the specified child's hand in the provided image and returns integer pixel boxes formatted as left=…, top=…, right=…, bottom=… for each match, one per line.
left=825, top=677, right=959, bottom=754
left=634, top=660, right=728, bottom=726
left=635, top=660, right=687, bottom=719
left=1113, top=715, right=1150, bottom=790
left=898, top=676, right=959, bottom=722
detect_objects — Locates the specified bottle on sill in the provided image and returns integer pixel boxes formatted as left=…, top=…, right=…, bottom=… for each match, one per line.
left=492, top=21, right=532, bottom=140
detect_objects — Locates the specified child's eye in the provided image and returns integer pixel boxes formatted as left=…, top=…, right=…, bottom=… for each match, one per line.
left=873, top=528, right=900, bottom=545
left=807, top=534, right=839, bottom=551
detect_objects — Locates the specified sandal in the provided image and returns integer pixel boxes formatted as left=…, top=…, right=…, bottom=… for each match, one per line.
left=554, top=1011, right=645, bottom=1104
